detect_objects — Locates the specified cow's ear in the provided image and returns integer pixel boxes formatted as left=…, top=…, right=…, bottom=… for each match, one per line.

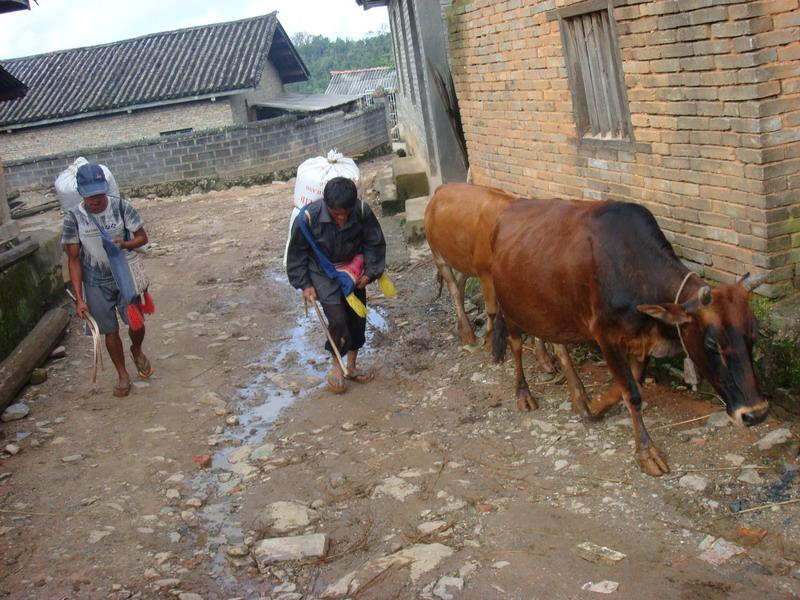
left=638, top=303, right=692, bottom=326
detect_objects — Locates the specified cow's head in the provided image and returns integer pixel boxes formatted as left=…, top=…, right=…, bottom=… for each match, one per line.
left=638, top=273, right=769, bottom=427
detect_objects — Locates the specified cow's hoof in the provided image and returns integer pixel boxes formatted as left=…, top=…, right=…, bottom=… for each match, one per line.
left=516, top=394, right=538, bottom=412
left=570, top=394, right=591, bottom=418
left=458, top=330, right=478, bottom=345
left=636, top=447, right=670, bottom=477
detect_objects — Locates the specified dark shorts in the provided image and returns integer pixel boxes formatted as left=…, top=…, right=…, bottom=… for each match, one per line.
left=84, top=281, right=129, bottom=334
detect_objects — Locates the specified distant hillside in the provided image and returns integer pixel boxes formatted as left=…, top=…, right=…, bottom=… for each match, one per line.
left=288, top=32, right=395, bottom=94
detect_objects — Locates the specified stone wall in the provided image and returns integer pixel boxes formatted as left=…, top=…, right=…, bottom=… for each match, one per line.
left=447, top=0, right=800, bottom=297
left=0, top=99, right=235, bottom=163
left=4, top=105, right=390, bottom=193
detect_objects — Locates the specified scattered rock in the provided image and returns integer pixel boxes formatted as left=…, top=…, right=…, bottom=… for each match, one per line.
left=573, top=542, right=626, bottom=565
left=50, top=346, right=67, bottom=359
left=678, top=474, right=708, bottom=492
left=582, top=580, right=619, bottom=594
left=178, top=593, right=203, bottom=600
left=166, top=489, right=181, bottom=500
left=4, top=444, right=20, bottom=455
left=322, top=554, right=412, bottom=598
left=89, top=530, right=111, bottom=544
left=228, top=445, right=253, bottom=464
left=418, top=521, right=448, bottom=535
left=193, top=454, right=212, bottom=468
left=252, top=534, right=328, bottom=570
left=258, top=501, right=320, bottom=535
left=697, top=538, right=746, bottom=565
left=755, top=428, right=793, bottom=451
left=554, top=460, right=569, bottom=472
left=341, top=421, right=366, bottom=432
left=492, top=561, right=510, bottom=569
left=29, top=368, right=48, bottom=385
left=249, top=444, right=276, bottom=461
left=2, top=403, right=30, bottom=422
left=395, top=543, right=454, bottom=582
left=724, top=453, right=745, bottom=466
left=225, top=415, right=239, bottom=426
left=226, top=545, right=250, bottom=557
left=706, top=411, right=730, bottom=428
left=61, top=454, right=83, bottom=464
left=373, top=476, right=420, bottom=501
left=433, top=576, right=464, bottom=600
left=737, top=469, right=763, bottom=485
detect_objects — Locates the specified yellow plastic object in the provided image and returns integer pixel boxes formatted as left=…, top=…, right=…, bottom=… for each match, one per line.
left=345, top=293, right=368, bottom=318
left=377, top=273, right=397, bottom=298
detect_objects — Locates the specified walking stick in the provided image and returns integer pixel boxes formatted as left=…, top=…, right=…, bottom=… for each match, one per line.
left=311, top=299, right=349, bottom=378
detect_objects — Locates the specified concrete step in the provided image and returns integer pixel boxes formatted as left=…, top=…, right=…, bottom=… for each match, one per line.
left=372, top=165, right=403, bottom=216
left=392, top=157, right=429, bottom=206
left=404, top=195, right=430, bottom=243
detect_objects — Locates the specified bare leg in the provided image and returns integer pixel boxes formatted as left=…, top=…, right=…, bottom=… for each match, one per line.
left=509, top=321, right=537, bottom=411
left=105, top=331, right=130, bottom=391
left=553, top=344, right=590, bottom=416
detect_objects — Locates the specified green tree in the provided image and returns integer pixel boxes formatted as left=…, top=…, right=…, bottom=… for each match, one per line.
left=287, top=31, right=394, bottom=94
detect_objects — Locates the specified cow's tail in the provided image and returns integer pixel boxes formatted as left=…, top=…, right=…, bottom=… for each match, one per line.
left=492, top=309, right=508, bottom=364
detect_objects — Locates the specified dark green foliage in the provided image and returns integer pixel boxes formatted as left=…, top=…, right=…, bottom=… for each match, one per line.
left=288, top=31, right=394, bottom=94
left=751, top=296, right=800, bottom=414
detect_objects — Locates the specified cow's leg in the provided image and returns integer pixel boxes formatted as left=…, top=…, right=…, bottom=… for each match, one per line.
left=431, top=252, right=476, bottom=345
left=533, top=338, right=556, bottom=374
left=508, top=321, right=538, bottom=412
left=587, top=356, right=646, bottom=417
left=478, top=275, right=496, bottom=346
left=552, top=344, right=590, bottom=416
left=595, top=339, right=668, bottom=476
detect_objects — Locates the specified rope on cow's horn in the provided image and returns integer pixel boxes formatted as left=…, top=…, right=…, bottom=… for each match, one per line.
left=674, top=271, right=702, bottom=393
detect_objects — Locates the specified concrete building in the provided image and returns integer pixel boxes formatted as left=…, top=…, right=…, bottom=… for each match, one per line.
left=360, top=0, right=800, bottom=297
left=356, top=0, right=469, bottom=187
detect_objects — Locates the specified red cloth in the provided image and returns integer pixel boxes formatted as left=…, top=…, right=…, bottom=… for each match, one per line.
left=334, top=253, right=364, bottom=282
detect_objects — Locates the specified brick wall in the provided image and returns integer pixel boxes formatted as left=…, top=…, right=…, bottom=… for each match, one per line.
left=0, top=99, right=235, bottom=162
left=4, top=105, right=389, bottom=193
left=448, top=0, right=800, bottom=297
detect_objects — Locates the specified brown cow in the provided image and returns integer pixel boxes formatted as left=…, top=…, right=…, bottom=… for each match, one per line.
left=491, top=198, right=768, bottom=476
left=426, top=183, right=577, bottom=382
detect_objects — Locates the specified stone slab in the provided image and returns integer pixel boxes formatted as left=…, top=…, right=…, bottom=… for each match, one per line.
left=253, top=534, right=328, bottom=570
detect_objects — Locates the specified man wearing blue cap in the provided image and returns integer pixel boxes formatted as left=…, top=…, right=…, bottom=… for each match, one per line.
left=62, top=163, right=152, bottom=397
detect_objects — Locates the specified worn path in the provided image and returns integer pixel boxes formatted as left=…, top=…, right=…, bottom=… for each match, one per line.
left=1, top=155, right=799, bottom=599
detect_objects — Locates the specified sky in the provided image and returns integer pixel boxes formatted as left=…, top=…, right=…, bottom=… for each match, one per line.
left=0, top=0, right=389, bottom=60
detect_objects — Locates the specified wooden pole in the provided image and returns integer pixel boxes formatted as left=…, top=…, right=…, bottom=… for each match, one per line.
left=0, top=307, right=70, bottom=411
left=312, top=300, right=349, bottom=378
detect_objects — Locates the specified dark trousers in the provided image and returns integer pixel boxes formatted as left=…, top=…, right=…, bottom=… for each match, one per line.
left=321, top=287, right=367, bottom=358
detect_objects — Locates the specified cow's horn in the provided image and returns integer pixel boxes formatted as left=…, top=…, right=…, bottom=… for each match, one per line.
left=739, top=272, right=767, bottom=292
left=698, top=286, right=712, bottom=306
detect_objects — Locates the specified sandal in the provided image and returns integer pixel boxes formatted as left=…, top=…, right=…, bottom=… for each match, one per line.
left=345, top=370, right=374, bottom=384
left=327, top=372, right=347, bottom=394
left=113, top=380, right=132, bottom=398
left=131, top=349, right=154, bottom=379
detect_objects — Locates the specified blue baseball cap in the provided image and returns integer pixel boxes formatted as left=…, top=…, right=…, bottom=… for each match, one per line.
left=76, top=163, right=109, bottom=197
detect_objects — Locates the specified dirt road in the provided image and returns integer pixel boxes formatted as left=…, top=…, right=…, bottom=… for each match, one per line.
left=1, top=155, right=799, bottom=599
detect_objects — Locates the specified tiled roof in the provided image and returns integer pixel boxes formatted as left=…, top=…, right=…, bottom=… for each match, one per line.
left=0, top=65, right=26, bottom=101
left=325, top=67, right=397, bottom=96
left=0, top=12, right=309, bottom=129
